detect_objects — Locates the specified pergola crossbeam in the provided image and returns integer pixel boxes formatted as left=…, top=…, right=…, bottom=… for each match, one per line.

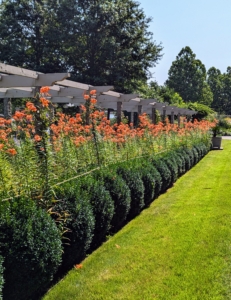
left=0, top=63, right=41, bottom=78
left=0, top=73, right=70, bottom=88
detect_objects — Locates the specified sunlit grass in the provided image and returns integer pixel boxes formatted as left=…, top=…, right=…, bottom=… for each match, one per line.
left=43, top=140, right=231, bottom=300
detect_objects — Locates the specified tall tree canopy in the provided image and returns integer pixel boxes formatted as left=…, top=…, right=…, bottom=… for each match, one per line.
left=0, top=0, right=163, bottom=92
left=166, top=46, right=206, bottom=103
left=207, top=66, right=231, bottom=114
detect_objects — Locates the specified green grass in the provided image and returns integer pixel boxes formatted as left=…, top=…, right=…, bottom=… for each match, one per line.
left=43, top=140, right=231, bottom=300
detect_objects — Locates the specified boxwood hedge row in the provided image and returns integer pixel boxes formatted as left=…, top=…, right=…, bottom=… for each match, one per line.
left=0, top=198, right=63, bottom=300
left=0, top=143, right=210, bottom=299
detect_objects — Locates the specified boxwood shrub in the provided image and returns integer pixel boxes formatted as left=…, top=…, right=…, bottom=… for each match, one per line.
left=53, top=183, right=95, bottom=272
left=0, top=198, right=63, bottom=300
left=163, top=155, right=179, bottom=185
left=179, top=148, right=191, bottom=171
left=138, top=163, right=155, bottom=207
left=184, top=147, right=194, bottom=169
left=94, top=168, right=131, bottom=233
left=194, top=144, right=203, bottom=160
left=192, top=146, right=199, bottom=164
left=169, top=151, right=186, bottom=177
left=151, top=157, right=172, bottom=193
left=0, top=255, right=3, bottom=300
left=80, top=176, right=115, bottom=251
left=147, top=162, right=162, bottom=198
left=117, top=164, right=145, bottom=220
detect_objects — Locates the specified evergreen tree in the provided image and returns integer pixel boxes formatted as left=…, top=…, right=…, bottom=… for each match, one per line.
left=166, top=46, right=206, bottom=103
left=0, top=0, right=163, bottom=92
left=207, top=67, right=224, bottom=113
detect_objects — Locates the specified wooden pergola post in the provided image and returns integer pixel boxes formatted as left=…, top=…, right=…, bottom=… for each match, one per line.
left=117, top=101, right=122, bottom=124
left=107, top=109, right=111, bottom=120
left=3, top=98, right=12, bottom=119
left=130, top=111, right=134, bottom=125
left=162, top=107, right=166, bottom=124
left=138, top=105, right=142, bottom=116
left=177, top=113, right=181, bottom=127
left=171, top=111, right=174, bottom=124
left=152, top=107, right=156, bottom=124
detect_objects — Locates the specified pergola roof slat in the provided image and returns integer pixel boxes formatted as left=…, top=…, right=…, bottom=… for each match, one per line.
left=0, top=63, right=41, bottom=78
left=0, top=73, right=70, bottom=87
left=55, top=79, right=90, bottom=90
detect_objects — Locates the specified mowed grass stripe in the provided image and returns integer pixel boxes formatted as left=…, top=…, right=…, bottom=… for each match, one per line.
left=44, top=140, right=231, bottom=300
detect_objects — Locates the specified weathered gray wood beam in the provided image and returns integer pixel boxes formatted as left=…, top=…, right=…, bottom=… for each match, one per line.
left=119, top=94, right=139, bottom=102
left=0, top=63, right=40, bottom=78
left=103, top=91, right=121, bottom=97
left=55, top=79, right=89, bottom=90
left=49, top=97, right=84, bottom=104
left=49, top=87, right=84, bottom=98
left=0, top=87, right=35, bottom=98
left=0, top=73, right=70, bottom=87
left=98, top=94, right=139, bottom=103
left=97, top=102, right=117, bottom=110
left=91, top=86, right=114, bottom=95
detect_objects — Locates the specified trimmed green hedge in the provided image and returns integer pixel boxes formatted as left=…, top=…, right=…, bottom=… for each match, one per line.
left=94, top=168, right=131, bottom=233
left=147, top=163, right=162, bottom=198
left=0, top=142, right=211, bottom=299
left=163, top=155, right=179, bottom=185
left=151, top=158, right=172, bottom=193
left=53, top=183, right=95, bottom=272
left=0, top=198, right=62, bottom=300
left=139, top=163, right=156, bottom=207
left=117, top=164, right=145, bottom=220
left=80, top=177, right=115, bottom=251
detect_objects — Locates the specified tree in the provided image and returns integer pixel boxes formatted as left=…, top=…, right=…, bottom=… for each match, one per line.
left=0, top=0, right=163, bottom=92
left=207, top=67, right=224, bottom=113
left=129, top=80, right=162, bottom=100
left=222, top=67, right=231, bottom=114
left=0, top=0, right=66, bottom=72
left=199, top=82, right=213, bottom=106
left=158, top=85, right=184, bottom=105
left=166, top=46, right=206, bottom=103
left=207, top=66, right=231, bottom=114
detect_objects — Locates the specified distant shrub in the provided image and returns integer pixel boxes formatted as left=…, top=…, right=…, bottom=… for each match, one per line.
left=0, top=255, right=4, bottom=300
left=0, top=198, right=62, bottom=300
left=80, top=176, right=114, bottom=251
left=53, top=183, right=95, bottom=272
left=94, top=168, right=131, bottom=233
left=117, top=164, right=145, bottom=220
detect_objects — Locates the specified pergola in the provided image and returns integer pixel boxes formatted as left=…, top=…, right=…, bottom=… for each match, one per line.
left=0, top=63, right=197, bottom=124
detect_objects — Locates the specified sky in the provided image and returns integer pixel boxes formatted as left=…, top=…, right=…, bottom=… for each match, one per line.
left=138, top=0, right=231, bottom=85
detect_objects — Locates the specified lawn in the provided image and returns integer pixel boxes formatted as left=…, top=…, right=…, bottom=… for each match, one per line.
left=43, top=140, right=231, bottom=300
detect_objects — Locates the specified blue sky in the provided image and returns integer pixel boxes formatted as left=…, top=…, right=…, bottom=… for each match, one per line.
left=138, top=0, right=231, bottom=85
